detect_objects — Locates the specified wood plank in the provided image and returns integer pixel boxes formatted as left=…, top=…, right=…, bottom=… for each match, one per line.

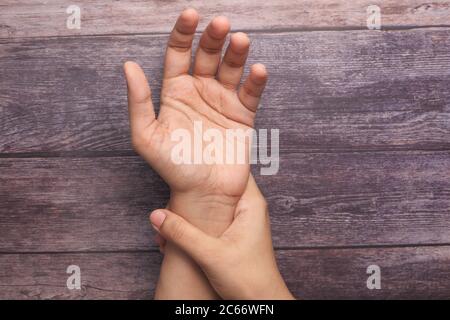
left=0, top=251, right=161, bottom=299
left=278, top=246, right=450, bottom=299
left=1, top=1, right=450, bottom=39
left=1, top=29, right=450, bottom=154
left=0, top=156, right=169, bottom=252
left=1, top=152, right=449, bottom=252
left=1, top=246, right=449, bottom=299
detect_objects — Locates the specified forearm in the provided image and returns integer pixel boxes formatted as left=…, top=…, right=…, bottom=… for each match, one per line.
left=154, top=192, right=238, bottom=299
left=155, top=243, right=218, bottom=299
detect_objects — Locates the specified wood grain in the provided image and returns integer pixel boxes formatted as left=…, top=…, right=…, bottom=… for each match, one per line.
left=1, top=0, right=450, bottom=300
left=1, top=29, right=450, bottom=154
left=0, top=251, right=161, bottom=299
left=1, top=151, right=449, bottom=252
left=1, top=1, right=450, bottom=38
left=1, top=246, right=449, bottom=299
left=278, top=246, right=450, bottom=299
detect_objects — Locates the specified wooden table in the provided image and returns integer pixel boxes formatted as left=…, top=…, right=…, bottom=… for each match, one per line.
left=1, top=0, right=449, bottom=299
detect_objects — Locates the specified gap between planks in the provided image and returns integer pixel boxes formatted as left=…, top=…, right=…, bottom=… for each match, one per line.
left=3, top=25, right=450, bottom=43
left=1, top=148, right=450, bottom=159
left=1, top=243, right=450, bottom=255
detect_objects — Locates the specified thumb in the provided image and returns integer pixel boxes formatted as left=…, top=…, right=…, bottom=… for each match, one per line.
left=150, top=209, right=219, bottom=265
left=123, top=61, right=156, bottom=144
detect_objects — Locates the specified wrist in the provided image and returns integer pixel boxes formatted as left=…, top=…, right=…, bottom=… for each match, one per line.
left=252, top=271, right=294, bottom=300
left=168, top=190, right=239, bottom=236
left=155, top=191, right=239, bottom=299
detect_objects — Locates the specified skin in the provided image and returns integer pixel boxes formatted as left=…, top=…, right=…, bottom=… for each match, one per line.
left=124, top=8, right=289, bottom=299
left=124, top=9, right=266, bottom=219
left=151, top=175, right=294, bottom=300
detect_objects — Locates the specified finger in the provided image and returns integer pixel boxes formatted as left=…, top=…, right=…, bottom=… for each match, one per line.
left=217, top=32, right=250, bottom=90
left=154, top=234, right=166, bottom=254
left=150, top=209, right=219, bottom=265
left=193, top=16, right=230, bottom=78
left=123, top=61, right=156, bottom=145
left=238, top=63, right=268, bottom=112
left=164, top=8, right=199, bottom=79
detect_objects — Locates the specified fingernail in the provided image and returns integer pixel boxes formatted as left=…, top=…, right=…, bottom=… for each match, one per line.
left=150, top=210, right=167, bottom=230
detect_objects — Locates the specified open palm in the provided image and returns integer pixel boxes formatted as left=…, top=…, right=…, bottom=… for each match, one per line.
left=124, top=9, right=267, bottom=201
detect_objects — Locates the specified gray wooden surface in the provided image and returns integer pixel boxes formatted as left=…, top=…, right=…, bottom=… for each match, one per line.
left=1, top=247, right=449, bottom=299
left=0, top=0, right=449, bottom=299
left=2, top=29, right=450, bottom=153
left=2, top=0, right=450, bottom=38
left=1, top=152, right=449, bottom=252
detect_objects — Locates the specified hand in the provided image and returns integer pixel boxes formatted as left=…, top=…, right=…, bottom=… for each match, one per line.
left=125, top=9, right=270, bottom=299
left=150, top=175, right=294, bottom=300
left=124, top=9, right=268, bottom=229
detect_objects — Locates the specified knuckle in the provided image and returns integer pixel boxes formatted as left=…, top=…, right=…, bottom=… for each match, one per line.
left=168, top=219, right=186, bottom=242
left=244, top=85, right=260, bottom=98
left=225, top=59, right=244, bottom=69
left=168, top=33, right=192, bottom=52
left=200, top=43, right=222, bottom=55
left=220, top=80, right=236, bottom=91
left=168, top=41, right=191, bottom=52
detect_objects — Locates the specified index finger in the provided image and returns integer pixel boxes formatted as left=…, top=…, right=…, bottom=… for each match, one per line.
left=164, top=8, right=199, bottom=79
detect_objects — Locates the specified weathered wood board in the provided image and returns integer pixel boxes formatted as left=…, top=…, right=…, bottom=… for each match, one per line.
left=1, top=247, right=449, bottom=299
left=1, top=1, right=450, bottom=300
left=1, top=29, right=449, bottom=154
left=1, top=152, right=449, bottom=252
left=1, top=0, right=450, bottom=38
